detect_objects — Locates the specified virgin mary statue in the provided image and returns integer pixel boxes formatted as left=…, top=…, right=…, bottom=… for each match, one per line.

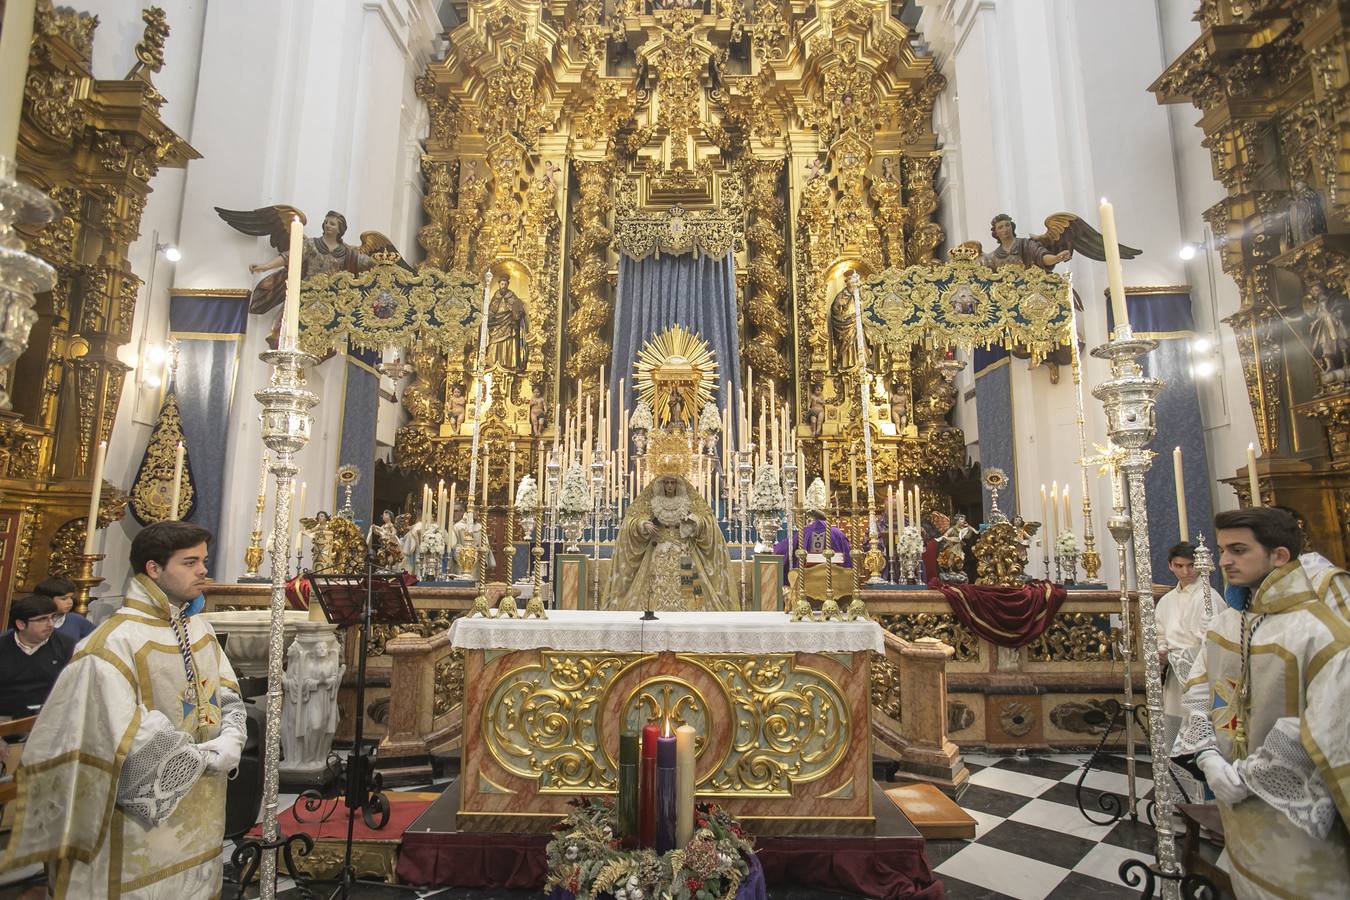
left=603, top=472, right=735, bottom=612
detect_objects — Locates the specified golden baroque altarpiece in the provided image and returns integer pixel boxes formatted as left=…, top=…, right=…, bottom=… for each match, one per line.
left=1154, top=0, right=1350, bottom=565
left=0, top=4, right=196, bottom=614
left=400, top=0, right=962, bottom=519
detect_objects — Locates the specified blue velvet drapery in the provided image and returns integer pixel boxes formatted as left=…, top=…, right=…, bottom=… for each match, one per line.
left=1108, top=292, right=1215, bottom=583
left=973, top=346, right=1019, bottom=520
left=610, top=253, right=744, bottom=451
left=169, top=293, right=248, bottom=574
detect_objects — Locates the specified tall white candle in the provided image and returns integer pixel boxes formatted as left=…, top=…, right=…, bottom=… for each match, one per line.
left=1246, top=443, right=1261, bottom=507
left=1099, top=198, right=1129, bottom=335
left=1050, top=481, right=1060, bottom=534
left=1062, top=484, right=1071, bottom=534
left=1173, top=446, right=1188, bottom=540
left=675, top=724, right=696, bottom=847
left=169, top=441, right=184, bottom=521
left=281, top=215, right=304, bottom=348
left=897, top=479, right=906, bottom=526
left=297, top=481, right=307, bottom=524
left=1041, top=484, right=1050, bottom=548
left=83, top=440, right=107, bottom=555
left=0, top=0, right=37, bottom=160
left=448, top=482, right=456, bottom=526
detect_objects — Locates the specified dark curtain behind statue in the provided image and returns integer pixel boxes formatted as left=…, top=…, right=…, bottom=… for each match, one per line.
left=337, top=347, right=380, bottom=528
left=973, top=347, right=1019, bottom=521
left=1109, top=292, right=1215, bottom=585
left=610, top=253, right=744, bottom=452
left=169, top=293, right=248, bottom=576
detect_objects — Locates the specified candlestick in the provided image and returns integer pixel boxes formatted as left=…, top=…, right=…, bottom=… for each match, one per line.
left=1050, top=480, right=1060, bottom=535
left=1041, top=484, right=1051, bottom=578
left=640, top=724, right=658, bottom=848
left=252, top=343, right=319, bottom=898
left=244, top=452, right=269, bottom=578
left=1173, top=447, right=1188, bottom=540
left=169, top=440, right=184, bottom=521
left=83, top=440, right=107, bottom=555
left=1246, top=443, right=1260, bottom=506
left=675, top=724, right=695, bottom=848
left=281, top=215, right=304, bottom=348
left=1099, top=198, right=1129, bottom=337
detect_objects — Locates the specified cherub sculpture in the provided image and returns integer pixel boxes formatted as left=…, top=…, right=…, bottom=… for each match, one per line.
left=215, top=205, right=410, bottom=314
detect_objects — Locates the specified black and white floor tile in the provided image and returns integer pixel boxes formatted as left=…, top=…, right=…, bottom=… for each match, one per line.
left=928, top=751, right=1177, bottom=900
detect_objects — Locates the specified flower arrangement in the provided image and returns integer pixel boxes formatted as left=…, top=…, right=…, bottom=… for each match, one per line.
left=698, top=401, right=721, bottom=435
left=559, top=464, right=592, bottom=517
left=419, top=523, right=446, bottom=556
left=630, top=400, right=654, bottom=433
left=898, top=525, right=923, bottom=558
left=1056, top=531, right=1080, bottom=556
left=749, top=465, right=783, bottom=514
left=515, top=474, right=539, bottom=513
left=545, top=796, right=755, bottom=900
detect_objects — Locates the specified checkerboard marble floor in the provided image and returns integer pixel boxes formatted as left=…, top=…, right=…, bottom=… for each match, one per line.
left=926, top=751, right=1175, bottom=900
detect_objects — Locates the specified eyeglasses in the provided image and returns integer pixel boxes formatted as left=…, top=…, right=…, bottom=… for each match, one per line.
left=23, top=614, right=56, bottom=625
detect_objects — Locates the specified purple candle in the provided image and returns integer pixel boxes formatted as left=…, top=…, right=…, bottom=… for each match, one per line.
left=655, top=729, right=677, bottom=853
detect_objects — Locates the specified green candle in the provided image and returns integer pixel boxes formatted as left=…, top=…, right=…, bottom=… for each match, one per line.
left=618, top=730, right=639, bottom=839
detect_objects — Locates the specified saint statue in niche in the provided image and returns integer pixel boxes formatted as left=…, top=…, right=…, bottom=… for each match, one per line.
left=1305, top=282, right=1350, bottom=382
left=1286, top=179, right=1327, bottom=249
left=486, top=276, right=529, bottom=374
left=829, top=271, right=867, bottom=371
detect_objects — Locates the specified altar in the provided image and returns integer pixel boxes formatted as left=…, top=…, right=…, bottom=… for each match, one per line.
left=451, top=610, right=883, bottom=835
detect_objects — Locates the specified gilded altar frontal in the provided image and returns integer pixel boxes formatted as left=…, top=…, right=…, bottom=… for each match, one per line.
left=2, top=1, right=1350, bottom=899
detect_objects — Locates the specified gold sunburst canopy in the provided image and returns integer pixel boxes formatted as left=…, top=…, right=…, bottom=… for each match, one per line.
left=634, top=326, right=718, bottom=429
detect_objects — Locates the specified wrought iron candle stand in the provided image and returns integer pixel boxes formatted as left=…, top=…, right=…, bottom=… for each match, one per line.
left=1090, top=326, right=1180, bottom=897
left=248, top=345, right=319, bottom=899
left=0, top=156, right=57, bottom=411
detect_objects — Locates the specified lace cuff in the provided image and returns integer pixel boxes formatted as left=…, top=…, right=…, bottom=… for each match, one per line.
left=1168, top=646, right=1196, bottom=692
left=220, top=686, right=246, bottom=741
left=1235, top=718, right=1337, bottom=840
left=115, top=710, right=207, bottom=827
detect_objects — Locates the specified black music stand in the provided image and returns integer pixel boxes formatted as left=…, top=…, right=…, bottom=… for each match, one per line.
left=304, top=565, right=416, bottom=899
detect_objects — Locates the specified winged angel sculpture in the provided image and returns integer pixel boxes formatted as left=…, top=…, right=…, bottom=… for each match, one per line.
left=969, top=212, right=1141, bottom=381
left=215, top=205, right=409, bottom=315
left=975, top=212, right=1141, bottom=277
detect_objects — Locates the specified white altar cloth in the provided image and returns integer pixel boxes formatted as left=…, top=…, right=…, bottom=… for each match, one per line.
left=449, top=609, right=886, bottom=655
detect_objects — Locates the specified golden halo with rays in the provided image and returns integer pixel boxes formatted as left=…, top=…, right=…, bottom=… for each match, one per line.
left=633, top=325, right=719, bottom=429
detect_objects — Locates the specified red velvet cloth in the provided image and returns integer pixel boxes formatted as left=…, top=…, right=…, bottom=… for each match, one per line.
left=929, top=578, right=1067, bottom=648
left=755, top=836, right=942, bottom=900
left=397, top=831, right=549, bottom=888
left=397, top=832, right=943, bottom=898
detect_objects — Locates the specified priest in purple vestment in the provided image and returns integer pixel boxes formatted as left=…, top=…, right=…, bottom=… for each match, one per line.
left=773, top=478, right=852, bottom=584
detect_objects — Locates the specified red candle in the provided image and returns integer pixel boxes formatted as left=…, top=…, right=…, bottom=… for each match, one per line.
left=640, top=723, right=658, bottom=848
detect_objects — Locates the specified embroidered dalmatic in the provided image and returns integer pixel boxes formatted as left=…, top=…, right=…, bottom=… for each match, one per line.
left=1175, top=561, right=1350, bottom=899
left=1, top=575, right=244, bottom=898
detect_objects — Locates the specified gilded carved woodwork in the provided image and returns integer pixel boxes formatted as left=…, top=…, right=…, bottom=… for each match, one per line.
left=1154, top=2, right=1350, bottom=553
left=875, top=612, right=978, bottom=663
left=481, top=651, right=849, bottom=796
left=2, top=2, right=196, bottom=602
left=410, top=0, right=947, bottom=502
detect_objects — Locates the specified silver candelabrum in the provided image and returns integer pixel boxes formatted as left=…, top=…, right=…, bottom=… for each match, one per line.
left=1090, top=325, right=1179, bottom=895
left=253, top=346, right=319, bottom=898
left=0, top=156, right=58, bottom=410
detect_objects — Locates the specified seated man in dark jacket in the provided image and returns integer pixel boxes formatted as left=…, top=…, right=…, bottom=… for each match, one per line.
left=34, top=575, right=95, bottom=641
left=0, top=594, right=76, bottom=718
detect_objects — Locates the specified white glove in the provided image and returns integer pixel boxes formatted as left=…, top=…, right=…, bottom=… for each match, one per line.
left=197, top=728, right=244, bottom=776
left=1198, top=750, right=1248, bottom=805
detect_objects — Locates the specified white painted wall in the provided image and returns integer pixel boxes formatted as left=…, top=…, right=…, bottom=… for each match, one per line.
left=92, top=1, right=441, bottom=606
left=919, top=0, right=1221, bottom=586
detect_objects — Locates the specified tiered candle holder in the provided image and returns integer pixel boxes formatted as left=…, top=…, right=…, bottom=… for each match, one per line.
left=1090, top=326, right=1179, bottom=890
left=252, top=346, right=319, bottom=898
left=70, top=553, right=106, bottom=618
